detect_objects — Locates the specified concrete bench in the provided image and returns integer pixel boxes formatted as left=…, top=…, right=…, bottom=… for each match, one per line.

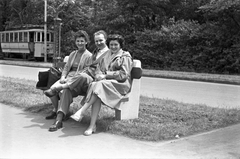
left=113, top=59, right=142, bottom=120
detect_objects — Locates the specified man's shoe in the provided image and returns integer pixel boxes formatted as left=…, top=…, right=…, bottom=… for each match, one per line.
left=44, top=88, right=58, bottom=97
left=45, top=111, right=57, bottom=120
left=48, top=120, right=63, bottom=132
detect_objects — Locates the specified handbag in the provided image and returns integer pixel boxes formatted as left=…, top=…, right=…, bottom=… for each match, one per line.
left=36, top=70, right=49, bottom=90
left=36, top=67, right=61, bottom=90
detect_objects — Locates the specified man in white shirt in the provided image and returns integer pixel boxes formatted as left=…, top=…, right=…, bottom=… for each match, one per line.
left=94, top=31, right=109, bottom=59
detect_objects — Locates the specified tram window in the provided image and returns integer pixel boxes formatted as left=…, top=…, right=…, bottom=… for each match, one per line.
left=6, top=33, right=9, bottom=42
left=14, top=32, right=18, bottom=42
left=40, top=32, right=42, bottom=42
left=37, top=32, right=41, bottom=42
left=1, top=33, right=5, bottom=42
left=47, top=33, right=50, bottom=42
left=35, top=32, right=37, bottom=41
left=10, top=33, right=13, bottom=42
left=19, top=32, right=23, bottom=42
left=51, top=32, right=54, bottom=42
left=23, top=32, right=28, bottom=42
left=3, top=33, right=6, bottom=42
left=0, top=33, right=3, bottom=42
left=42, top=32, right=48, bottom=42
left=42, top=32, right=47, bottom=42
left=29, top=32, right=34, bottom=42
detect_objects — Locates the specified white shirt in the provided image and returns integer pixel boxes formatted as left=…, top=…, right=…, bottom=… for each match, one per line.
left=96, top=46, right=109, bottom=59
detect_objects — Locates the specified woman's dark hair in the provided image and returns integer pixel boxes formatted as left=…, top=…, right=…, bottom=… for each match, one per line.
left=74, top=30, right=90, bottom=44
left=107, top=34, right=125, bottom=48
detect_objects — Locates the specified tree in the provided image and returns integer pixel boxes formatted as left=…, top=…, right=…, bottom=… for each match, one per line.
left=47, top=0, right=94, bottom=54
left=199, top=0, right=240, bottom=48
left=1, top=0, right=45, bottom=29
left=0, top=0, right=12, bottom=30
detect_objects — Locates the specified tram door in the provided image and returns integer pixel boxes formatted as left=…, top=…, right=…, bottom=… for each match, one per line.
left=28, top=32, right=34, bottom=59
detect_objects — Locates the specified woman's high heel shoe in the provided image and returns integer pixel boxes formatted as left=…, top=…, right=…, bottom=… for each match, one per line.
left=83, top=125, right=96, bottom=136
left=70, top=114, right=83, bottom=122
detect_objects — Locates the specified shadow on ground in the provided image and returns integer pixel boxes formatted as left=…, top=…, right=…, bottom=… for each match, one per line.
left=18, top=111, right=98, bottom=138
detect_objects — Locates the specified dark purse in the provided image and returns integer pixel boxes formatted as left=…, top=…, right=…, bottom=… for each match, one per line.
left=36, top=67, right=61, bottom=90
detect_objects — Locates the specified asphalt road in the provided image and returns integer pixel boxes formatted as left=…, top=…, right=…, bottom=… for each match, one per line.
left=141, top=77, right=240, bottom=108
left=1, top=64, right=240, bottom=108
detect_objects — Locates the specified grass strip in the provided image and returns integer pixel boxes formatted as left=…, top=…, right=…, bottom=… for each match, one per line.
left=143, top=69, right=240, bottom=85
left=1, top=76, right=240, bottom=141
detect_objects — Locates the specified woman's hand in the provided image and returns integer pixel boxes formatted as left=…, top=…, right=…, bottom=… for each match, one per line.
left=95, top=74, right=106, bottom=81
left=59, top=76, right=66, bottom=84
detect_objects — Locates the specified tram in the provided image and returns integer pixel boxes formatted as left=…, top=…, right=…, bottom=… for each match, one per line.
left=0, top=27, right=54, bottom=60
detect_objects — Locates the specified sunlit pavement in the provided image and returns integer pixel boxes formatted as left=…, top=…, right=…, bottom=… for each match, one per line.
left=1, top=103, right=240, bottom=159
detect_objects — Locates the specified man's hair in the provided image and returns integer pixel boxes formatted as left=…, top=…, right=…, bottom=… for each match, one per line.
left=94, top=30, right=107, bottom=39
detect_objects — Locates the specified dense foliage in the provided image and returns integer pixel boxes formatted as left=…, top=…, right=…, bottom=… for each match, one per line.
left=0, top=0, right=240, bottom=74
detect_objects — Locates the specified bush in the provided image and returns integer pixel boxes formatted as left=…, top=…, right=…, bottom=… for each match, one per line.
left=130, top=19, right=240, bottom=74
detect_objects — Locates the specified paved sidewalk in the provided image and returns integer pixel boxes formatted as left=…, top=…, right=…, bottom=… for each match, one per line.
left=1, top=103, right=240, bottom=159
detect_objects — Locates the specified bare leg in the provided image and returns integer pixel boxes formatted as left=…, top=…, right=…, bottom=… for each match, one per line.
left=70, top=94, right=98, bottom=121
left=84, top=97, right=101, bottom=136
left=89, top=97, right=101, bottom=128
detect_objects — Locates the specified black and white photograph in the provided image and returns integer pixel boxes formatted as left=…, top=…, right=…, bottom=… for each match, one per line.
left=0, top=0, right=240, bottom=158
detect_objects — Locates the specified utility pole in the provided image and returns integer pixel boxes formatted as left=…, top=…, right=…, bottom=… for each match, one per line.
left=53, top=17, right=62, bottom=67
left=59, top=22, right=62, bottom=58
left=44, top=0, right=47, bottom=62
left=48, top=0, right=71, bottom=66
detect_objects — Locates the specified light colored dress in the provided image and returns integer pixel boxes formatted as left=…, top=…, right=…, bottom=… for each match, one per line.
left=84, top=49, right=133, bottom=108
